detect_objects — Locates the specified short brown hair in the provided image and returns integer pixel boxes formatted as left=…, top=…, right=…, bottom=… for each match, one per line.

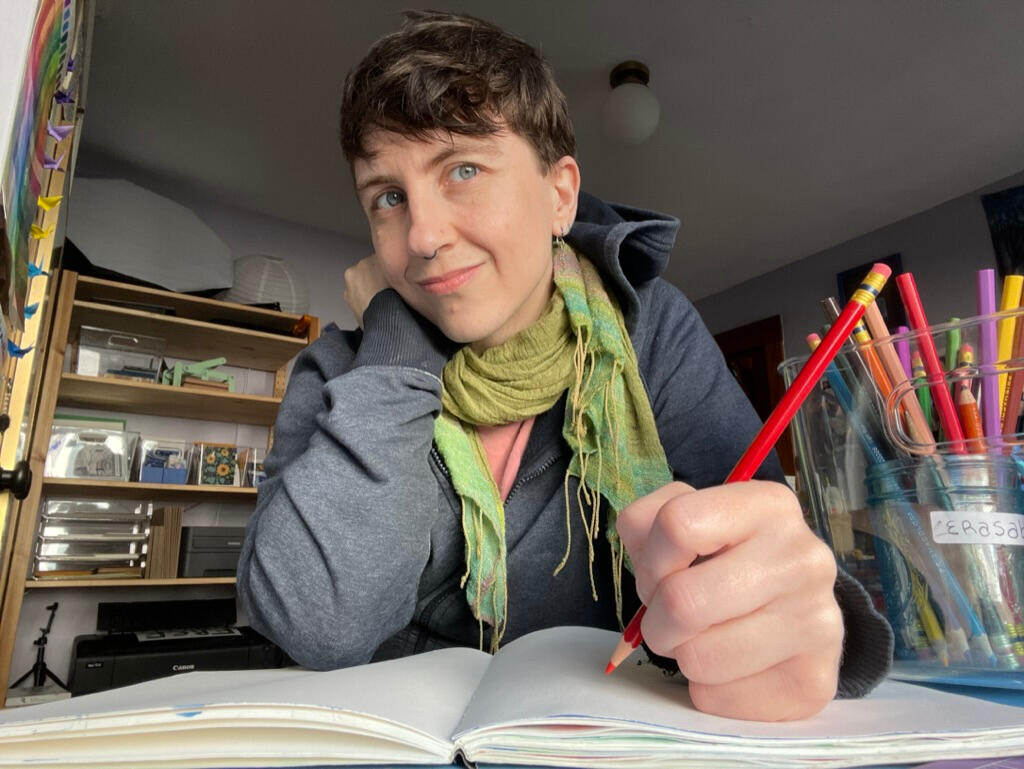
left=340, top=10, right=576, bottom=168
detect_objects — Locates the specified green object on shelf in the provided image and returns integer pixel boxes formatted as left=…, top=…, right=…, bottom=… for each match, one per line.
left=161, top=357, right=235, bottom=392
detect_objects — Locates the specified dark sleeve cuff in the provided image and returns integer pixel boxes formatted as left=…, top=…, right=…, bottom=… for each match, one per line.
left=352, top=289, right=457, bottom=376
left=834, top=567, right=894, bottom=698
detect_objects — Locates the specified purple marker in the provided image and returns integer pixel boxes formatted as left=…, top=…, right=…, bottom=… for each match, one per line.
left=977, top=268, right=1001, bottom=444
left=896, top=326, right=912, bottom=380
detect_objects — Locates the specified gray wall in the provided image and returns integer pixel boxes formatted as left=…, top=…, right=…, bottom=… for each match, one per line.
left=695, top=169, right=1024, bottom=361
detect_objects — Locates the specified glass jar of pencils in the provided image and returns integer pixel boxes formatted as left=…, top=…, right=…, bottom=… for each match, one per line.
left=864, top=454, right=1024, bottom=674
left=780, top=309, right=1024, bottom=688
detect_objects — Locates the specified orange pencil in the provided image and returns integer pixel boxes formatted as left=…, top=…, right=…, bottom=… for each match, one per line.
left=606, top=263, right=892, bottom=673
left=957, top=387, right=986, bottom=454
left=955, top=343, right=978, bottom=400
left=862, top=302, right=934, bottom=452
left=851, top=318, right=894, bottom=401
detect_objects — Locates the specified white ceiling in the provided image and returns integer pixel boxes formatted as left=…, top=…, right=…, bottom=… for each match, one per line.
left=80, top=0, right=1024, bottom=300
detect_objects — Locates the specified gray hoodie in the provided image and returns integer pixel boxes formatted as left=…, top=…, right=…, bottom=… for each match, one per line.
left=237, top=191, right=893, bottom=697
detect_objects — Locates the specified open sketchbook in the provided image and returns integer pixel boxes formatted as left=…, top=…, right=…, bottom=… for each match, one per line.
left=2, top=626, right=1024, bottom=769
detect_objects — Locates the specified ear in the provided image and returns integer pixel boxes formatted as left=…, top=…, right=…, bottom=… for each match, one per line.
left=548, top=155, right=581, bottom=236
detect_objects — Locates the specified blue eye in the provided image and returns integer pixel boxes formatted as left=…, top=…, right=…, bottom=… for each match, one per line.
left=450, top=164, right=478, bottom=182
left=373, top=190, right=405, bottom=210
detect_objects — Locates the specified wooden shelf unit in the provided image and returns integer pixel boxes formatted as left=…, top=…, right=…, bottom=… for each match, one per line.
left=70, top=300, right=307, bottom=371
left=42, top=478, right=260, bottom=502
left=58, top=373, right=283, bottom=425
left=74, top=275, right=302, bottom=336
left=25, top=577, right=236, bottom=589
left=0, top=270, right=318, bottom=702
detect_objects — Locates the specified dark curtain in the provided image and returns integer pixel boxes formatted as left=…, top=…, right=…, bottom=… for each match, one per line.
left=981, top=184, right=1024, bottom=278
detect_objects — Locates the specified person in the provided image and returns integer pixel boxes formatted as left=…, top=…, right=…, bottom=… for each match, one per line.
left=237, top=10, right=893, bottom=722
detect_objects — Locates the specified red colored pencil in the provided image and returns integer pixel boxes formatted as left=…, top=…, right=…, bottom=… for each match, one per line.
left=605, top=262, right=893, bottom=673
left=894, top=273, right=967, bottom=453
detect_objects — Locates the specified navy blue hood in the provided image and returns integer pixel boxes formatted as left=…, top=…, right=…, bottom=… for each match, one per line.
left=568, top=191, right=681, bottom=330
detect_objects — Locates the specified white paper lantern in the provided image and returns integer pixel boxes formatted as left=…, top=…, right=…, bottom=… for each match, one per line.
left=220, top=254, right=309, bottom=314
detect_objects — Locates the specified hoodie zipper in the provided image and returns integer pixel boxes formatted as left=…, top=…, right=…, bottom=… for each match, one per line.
left=430, top=446, right=451, bottom=480
left=504, top=453, right=560, bottom=504
left=432, top=445, right=561, bottom=505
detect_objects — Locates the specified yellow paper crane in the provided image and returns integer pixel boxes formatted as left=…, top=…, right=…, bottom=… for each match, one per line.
left=37, top=195, right=62, bottom=211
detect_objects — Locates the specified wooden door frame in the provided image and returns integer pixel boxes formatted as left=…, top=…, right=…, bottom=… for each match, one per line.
left=713, top=315, right=795, bottom=475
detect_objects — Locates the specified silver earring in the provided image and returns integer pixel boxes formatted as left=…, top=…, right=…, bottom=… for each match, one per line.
left=424, top=249, right=438, bottom=261
left=553, top=225, right=567, bottom=250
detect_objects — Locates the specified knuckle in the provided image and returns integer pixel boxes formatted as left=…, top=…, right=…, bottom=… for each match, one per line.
left=659, top=572, right=706, bottom=626
left=758, top=479, right=800, bottom=514
left=806, top=539, right=839, bottom=582
left=668, top=480, right=695, bottom=495
left=774, top=664, right=838, bottom=721
left=654, top=504, right=700, bottom=552
left=685, top=681, right=718, bottom=715
left=816, top=600, right=845, bottom=647
left=803, top=662, right=840, bottom=706
left=615, top=504, right=639, bottom=536
left=674, top=637, right=718, bottom=683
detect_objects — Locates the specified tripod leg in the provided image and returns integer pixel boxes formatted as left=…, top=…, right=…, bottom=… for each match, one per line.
left=9, top=668, right=32, bottom=688
left=44, top=668, right=68, bottom=691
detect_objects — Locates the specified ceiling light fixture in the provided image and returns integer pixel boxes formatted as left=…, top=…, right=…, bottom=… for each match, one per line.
left=600, top=60, right=660, bottom=145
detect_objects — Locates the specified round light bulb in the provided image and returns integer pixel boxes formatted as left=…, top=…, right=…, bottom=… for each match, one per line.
left=601, top=79, right=660, bottom=145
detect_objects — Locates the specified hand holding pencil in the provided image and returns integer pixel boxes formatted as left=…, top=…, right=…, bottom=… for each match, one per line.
left=608, top=263, right=891, bottom=722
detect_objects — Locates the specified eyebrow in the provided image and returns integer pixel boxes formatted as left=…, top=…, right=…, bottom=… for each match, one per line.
left=354, top=136, right=503, bottom=195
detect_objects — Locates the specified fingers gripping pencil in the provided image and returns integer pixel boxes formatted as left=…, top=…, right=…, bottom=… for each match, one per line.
left=605, top=263, right=892, bottom=674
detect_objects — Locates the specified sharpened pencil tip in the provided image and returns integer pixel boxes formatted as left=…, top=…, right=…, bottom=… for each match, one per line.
left=604, top=661, right=616, bottom=675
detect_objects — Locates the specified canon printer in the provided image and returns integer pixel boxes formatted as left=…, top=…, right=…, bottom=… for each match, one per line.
left=69, top=598, right=288, bottom=696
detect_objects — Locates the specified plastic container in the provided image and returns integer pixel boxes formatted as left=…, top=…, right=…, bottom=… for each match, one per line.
left=238, top=447, right=267, bottom=487
left=32, top=499, right=151, bottom=580
left=44, top=427, right=139, bottom=481
left=74, top=326, right=164, bottom=381
left=134, top=438, right=190, bottom=484
left=192, top=443, right=238, bottom=486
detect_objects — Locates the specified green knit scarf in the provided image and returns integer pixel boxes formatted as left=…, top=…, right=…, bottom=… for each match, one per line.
left=433, top=241, right=672, bottom=651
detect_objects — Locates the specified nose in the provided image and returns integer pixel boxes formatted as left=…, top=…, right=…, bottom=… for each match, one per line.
left=406, top=191, right=453, bottom=260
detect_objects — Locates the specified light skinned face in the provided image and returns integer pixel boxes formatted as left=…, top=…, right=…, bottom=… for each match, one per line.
left=353, top=129, right=580, bottom=353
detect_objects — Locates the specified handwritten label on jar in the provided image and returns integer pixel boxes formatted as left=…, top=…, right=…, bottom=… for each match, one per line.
left=930, top=510, right=1024, bottom=546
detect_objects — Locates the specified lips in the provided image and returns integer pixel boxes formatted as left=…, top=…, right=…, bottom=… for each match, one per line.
left=418, top=264, right=481, bottom=295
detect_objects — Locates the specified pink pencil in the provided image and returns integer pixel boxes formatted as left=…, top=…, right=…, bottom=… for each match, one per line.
left=895, top=273, right=966, bottom=453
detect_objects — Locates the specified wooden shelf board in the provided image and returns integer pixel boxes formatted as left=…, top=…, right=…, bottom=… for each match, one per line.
left=58, top=373, right=282, bottom=425
left=71, top=301, right=307, bottom=371
left=74, top=275, right=305, bottom=336
left=26, top=577, right=236, bottom=589
left=42, top=478, right=259, bottom=501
